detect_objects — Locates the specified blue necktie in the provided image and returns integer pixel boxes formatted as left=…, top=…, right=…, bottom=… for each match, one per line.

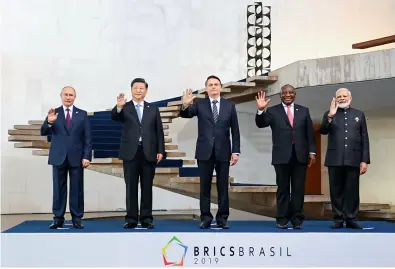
left=136, top=104, right=142, bottom=122
left=212, top=100, right=218, bottom=123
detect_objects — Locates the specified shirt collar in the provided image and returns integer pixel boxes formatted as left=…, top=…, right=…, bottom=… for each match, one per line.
left=132, top=100, right=144, bottom=106
left=63, top=105, right=74, bottom=112
left=209, top=96, right=221, bottom=103
left=282, top=102, right=294, bottom=108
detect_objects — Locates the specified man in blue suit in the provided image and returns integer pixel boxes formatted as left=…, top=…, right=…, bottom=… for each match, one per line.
left=180, top=75, right=241, bottom=229
left=40, top=86, right=92, bottom=229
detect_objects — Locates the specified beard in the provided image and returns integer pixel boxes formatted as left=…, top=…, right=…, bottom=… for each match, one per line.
left=337, top=100, right=351, bottom=109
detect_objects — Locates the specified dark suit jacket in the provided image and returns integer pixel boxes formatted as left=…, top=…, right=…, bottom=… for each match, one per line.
left=320, top=107, right=370, bottom=167
left=179, top=97, right=240, bottom=162
left=40, top=106, right=92, bottom=167
left=255, top=103, right=316, bottom=165
left=111, top=101, right=165, bottom=162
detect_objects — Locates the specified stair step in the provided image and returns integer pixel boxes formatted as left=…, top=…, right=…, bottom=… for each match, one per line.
left=14, top=141, right=50, bottom=148
left=14, top=125, right=41, bottom=130
left=160, top=112, right=179, bottom=118
left=112, top=167, right=179, bottom=174
left=170, top=176, right=234, bottom=184
left=198, top=88, right=231, bottom=94
left=8, top=135, right=47, bottom=142
left=325, top=203, right=391, bottom=211
left=222, top=81, right=256, bottom=91
left=304, top=195, right=329, bottom=202
left=32, top=149, right=187, bottom=158
left=246, top=75, right=278, bottom=84
left=159, top=106, right=180, bottom=112
left=32, top=149, right=50, bottom=156
left=8, top=129, right=41, bottom=135
left=28, top=120, right=43, bottom=125
left=166, top=152, right=186, bottom=158
left=161, top=118, right=172, bottom=123
left=90, top=158, right=195, bottom=166
left=230, top=185, right=277, bottom=193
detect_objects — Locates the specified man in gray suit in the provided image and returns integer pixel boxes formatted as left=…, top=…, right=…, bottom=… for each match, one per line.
left=320, top=88, right=370, bottom=229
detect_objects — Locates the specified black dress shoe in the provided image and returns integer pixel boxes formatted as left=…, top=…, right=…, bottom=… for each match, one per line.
left=217, top=221, right=229, bottom=229
left=276, top=223, right=288, bottom=229
left=200, top=222, right=211, bottom=229
left=141, top=222, right=154, bottom=229
left=331, top=222, right=344, bottom=229
left=49, top=222, right=64, bottom=229
left=293, top=225, right=302, bottom=229
left=346, top=221, right=362, bottom=229
left=123, top=222, right=138, bottom=229
left=72, top=222, right=84, bottom=229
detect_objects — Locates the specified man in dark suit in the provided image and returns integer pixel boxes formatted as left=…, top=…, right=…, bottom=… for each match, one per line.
left=255, top=85, right=316, bottom=229
left=111, top=78, right=165, bottom=229
left=320, top=88, right=370, bottom=229
left=40, top=86, right=92, bottom=229
left=180, top=75, right=241, bottom=229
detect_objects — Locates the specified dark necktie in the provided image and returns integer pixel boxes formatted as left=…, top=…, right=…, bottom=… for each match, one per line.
left=66, top=108, right=71, bottom=128
left=212, top=100, right=218, bottom=123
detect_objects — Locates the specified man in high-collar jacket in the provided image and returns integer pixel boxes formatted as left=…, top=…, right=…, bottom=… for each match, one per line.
left=320, top=88, right=370, bottom=229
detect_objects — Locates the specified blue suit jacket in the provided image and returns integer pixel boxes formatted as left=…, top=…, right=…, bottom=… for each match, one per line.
left=40, top=106, right=92, bottom=167
left=179, top=97, right=241, bottom=161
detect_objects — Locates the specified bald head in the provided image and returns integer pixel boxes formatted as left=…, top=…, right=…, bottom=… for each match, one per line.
left=61, top=86, right=76, bottom=107
left=335, top=88, right=352, bottom=108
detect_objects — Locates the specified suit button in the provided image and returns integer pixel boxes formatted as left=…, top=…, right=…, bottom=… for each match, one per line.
left=345, top=117, right=347, bottom=120
left=345, top=145, right=347, bottom=147
left=213, top=137, right=215, bottom=140
left=345, top=137, right=348, bottom=139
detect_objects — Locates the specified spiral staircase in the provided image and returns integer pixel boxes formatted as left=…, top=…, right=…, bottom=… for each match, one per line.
left=7, top=75, right=395, bottom=221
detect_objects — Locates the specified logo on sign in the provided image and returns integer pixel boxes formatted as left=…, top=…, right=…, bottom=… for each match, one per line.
left=162, top=236, right=188, bottom=266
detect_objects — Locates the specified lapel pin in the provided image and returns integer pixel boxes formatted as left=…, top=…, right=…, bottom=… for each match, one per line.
left=76, top=111, right=78, bottom=114
left=296, top=108, right=298, bottom=111
left=355, top=117, right=359, bottom=122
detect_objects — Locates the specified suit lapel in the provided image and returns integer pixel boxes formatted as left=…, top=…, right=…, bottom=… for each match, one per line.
left=206, top=98, right=214, bottom=124
left=278, top=104, right=292, bottom=127
left=293, top=104, right=300, bottom=127
left=57, top=107, right=69, bottom=133
left=141, top=101, right=149, bottom=125
left=128, top=101, right=140, bottom=123
left=70, top=107, right=79, bottom=131
left=217, top=98, right=226, bottom=123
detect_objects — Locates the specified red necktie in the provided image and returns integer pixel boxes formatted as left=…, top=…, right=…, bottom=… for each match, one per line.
left=66, top=109, right=71, bottom=128
left=287, top=105, right=294, bottom=144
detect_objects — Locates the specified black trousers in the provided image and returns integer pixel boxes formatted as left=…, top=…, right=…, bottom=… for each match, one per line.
left=52, top=156, right=84, bottom=223
left=123, top=145, right=156, bottom=224
left=328, top=166, right=360, bottom=223
left=273, top=146, right=307, bottom=226
left=197, top=148, right=230, bottom=224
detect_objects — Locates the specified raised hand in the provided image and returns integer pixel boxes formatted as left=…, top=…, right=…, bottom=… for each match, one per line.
left=117, top=93, right=127, bottom=109
left=328, top=97, right=338, bottom=117
left=47, top=108, right=58, bottom=124
left=182, top=89, right=196, bottom=107
left=255, top=91, right=270, bottom=110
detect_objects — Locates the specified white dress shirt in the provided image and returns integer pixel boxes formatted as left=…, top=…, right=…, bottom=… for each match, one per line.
left=63, top=105, right=74, bottom=119
left=209, top=96, right=220, bottom=113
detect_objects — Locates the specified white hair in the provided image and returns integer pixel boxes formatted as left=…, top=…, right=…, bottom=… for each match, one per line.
left=336, top=88, right=351, bottom=97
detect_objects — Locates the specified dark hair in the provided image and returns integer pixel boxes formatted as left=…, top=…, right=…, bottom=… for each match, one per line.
left=205, top=75, right=222, bottom=86
left=131, top=78, right=148, bottom=89
left=281, top=84, right=295, bottom=91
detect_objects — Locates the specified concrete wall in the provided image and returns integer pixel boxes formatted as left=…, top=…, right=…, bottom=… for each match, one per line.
left=2, top=0, right=395, bottom=214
